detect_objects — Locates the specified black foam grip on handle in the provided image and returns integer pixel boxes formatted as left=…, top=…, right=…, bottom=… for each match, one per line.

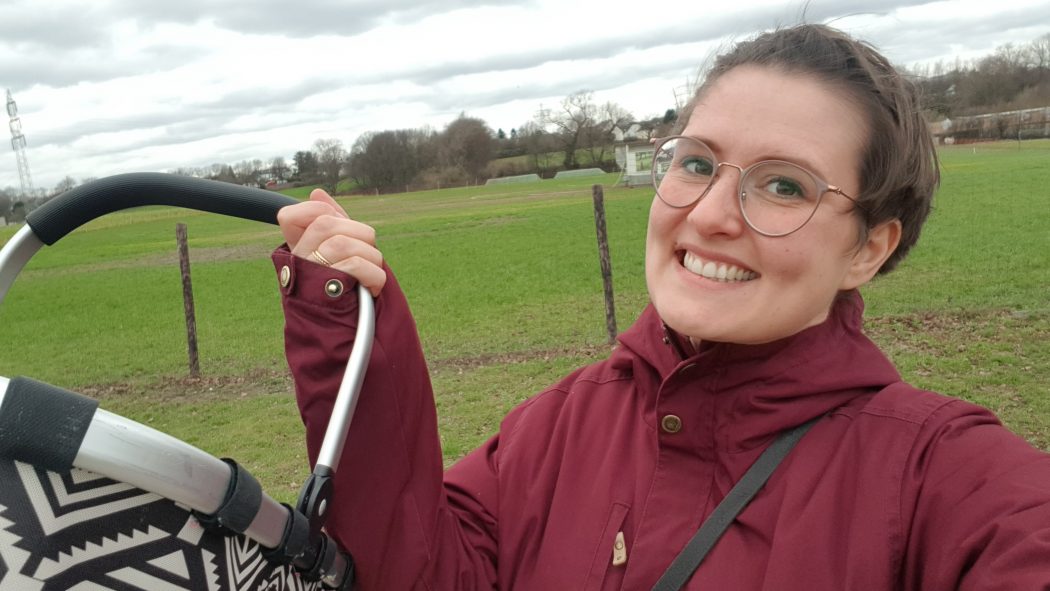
left=26, top=172, right=299, bottom=245
left=0, top=376, right=100, bottom=472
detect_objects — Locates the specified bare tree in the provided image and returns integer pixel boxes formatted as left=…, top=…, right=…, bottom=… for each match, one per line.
left=53, top=176, right=77, bottom=195
left=586, top=101, right=634, bottom=167
left=540, top=91, right=600, bottom=170
left=1028, top=33, right=1050, bottom=85
left=270, top=156, right=289, bottom=183
left=518, top=120, right=558, bottom=172
left=208, top=163, right=237, bottom=183
left=314, top=138, right=347, bottom=194
left=233, top=160, right=262, bottom=186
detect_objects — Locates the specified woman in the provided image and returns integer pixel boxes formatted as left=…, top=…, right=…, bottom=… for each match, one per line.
left=273, top=24, right=1050, bottom=590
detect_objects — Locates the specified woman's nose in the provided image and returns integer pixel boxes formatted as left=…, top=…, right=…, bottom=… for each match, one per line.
left=685, top=164, right=747, bottom=238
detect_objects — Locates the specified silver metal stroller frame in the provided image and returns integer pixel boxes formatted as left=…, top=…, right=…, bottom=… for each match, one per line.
left=0, top=173, right=373, bottom=590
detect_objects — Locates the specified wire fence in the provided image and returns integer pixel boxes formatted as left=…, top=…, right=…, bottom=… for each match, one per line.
left=938, top=107, right=1050, bottom=143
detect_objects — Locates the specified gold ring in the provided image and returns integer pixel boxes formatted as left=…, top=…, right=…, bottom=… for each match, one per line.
left=310, top=249, right=333, bottom=267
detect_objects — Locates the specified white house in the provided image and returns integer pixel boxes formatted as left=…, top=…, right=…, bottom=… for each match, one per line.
left=614, top=141, right=656, bottom=187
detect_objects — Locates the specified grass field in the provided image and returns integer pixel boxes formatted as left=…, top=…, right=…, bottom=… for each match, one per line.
left=1, top=140, right=1047, bottom=503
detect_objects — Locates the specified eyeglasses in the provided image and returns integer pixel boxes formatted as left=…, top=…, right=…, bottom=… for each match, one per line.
left=651, top=136, right=865, bottom=237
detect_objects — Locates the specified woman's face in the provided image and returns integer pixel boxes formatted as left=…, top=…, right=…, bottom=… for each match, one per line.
left=645, top=65, right=897, bottom=345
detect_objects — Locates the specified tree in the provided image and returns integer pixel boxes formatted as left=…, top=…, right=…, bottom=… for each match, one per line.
left=1029, top=33, right=1050, bottom=70
left=10, top=201, right=26, bottom=223
left=539, top=91, right=599, bottom=170
left=270, top=156, right=289, bottom=183
left=53, top=175, right=77, bottom=195
left=586, top=101, right=633, bottom=167
left=233, top=160, right=262, bottom=186
left=208, top=163, right=238, bottom=184
left=0, top=188, right=12, bottom=224
left=314, top=138, right=347, bottom=194
left=518, top=120, right=558, bottom=172
left=438, top=114, right=494, bottom=182
left=348, top=128, right=435, bottom=192
left=496, top=126, right=527, bottom=159
left=293, top=151, right=319, bottom=182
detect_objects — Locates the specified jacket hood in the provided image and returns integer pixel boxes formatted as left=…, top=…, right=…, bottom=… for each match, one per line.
left=613, top=290, right=901, bottom=450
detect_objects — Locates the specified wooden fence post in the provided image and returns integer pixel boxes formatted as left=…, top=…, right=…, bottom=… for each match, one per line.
left=591, top=184, right=617, bottom=345
left=176, top=223, right=200, bottom=377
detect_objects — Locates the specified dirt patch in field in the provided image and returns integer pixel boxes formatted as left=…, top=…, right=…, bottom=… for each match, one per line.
left=864, top=308, right=1046, bottom=361
left=428, top=343, right=613, bottom=373
left=77, top=343, right=613, bottom=405
left=24, top=243, right=277, bottom=279
left=81, top=366, right=293, bottom=405
left=387, top=215, right=522, bottom=240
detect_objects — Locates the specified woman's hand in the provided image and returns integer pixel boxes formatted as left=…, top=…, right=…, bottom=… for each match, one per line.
left=277, top=188, right=386, bottom=297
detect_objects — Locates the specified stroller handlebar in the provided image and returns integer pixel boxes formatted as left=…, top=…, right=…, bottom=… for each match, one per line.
left=26, top=172, right=297, bottom=245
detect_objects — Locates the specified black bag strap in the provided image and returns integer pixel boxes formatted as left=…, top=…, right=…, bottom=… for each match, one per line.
left=651, top=416, right=820, bottom=591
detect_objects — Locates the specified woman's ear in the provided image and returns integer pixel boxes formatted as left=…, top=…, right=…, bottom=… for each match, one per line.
left=840, top=219, right=902, bottom=290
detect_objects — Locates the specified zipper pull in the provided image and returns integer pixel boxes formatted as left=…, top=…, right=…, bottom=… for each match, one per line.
left=612, top=531, right=627, bottom=566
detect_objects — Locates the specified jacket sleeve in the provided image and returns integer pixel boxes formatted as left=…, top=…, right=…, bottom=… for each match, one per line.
left=272, top=246, right=499, bottom=590
left=902, top=399, right=1050, bottom=590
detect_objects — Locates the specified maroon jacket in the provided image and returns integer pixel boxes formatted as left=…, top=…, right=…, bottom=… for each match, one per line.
left=273, top=248, right=1050, bottom=590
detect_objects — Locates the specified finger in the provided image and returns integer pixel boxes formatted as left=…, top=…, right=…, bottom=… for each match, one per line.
left=330, top=256, right=387, bottom=298
left=310, top=188, right=349, bottom=218
left=318, top=234, right=384, bottom=269
left=292, top=215, right=378, bottom=258
left=277, top=200, right=343, bottom=250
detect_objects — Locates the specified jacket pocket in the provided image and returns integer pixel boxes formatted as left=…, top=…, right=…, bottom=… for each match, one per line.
left=583, top=502, right=631, bottom=591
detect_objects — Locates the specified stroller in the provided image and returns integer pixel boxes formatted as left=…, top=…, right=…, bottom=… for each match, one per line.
left=0, top=174, right=373, bottom=590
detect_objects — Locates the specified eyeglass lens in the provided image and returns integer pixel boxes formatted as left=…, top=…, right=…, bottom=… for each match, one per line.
left=652, top=136, right=824, bottom=236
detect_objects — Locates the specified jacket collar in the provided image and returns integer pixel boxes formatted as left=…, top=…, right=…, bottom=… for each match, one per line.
left=614, top=290, right=901, bottom=450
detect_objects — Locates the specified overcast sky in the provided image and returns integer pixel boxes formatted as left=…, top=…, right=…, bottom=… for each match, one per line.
left=1, top=0, right=1048, bottom=191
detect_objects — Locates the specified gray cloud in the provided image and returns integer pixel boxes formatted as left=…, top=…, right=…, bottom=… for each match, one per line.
left=4, top=0, right=1048, bottom=189
left=350, top=0, right=940, bottom=88
left=875, top=4, right=1050, bottom=64
left=0, top=44, right=210, bottom=91
left=86, top=0, right=532, bottom=40
left=0, top=3, right=111, bottom=50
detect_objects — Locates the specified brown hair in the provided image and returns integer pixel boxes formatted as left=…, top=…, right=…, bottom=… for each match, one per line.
left=675, top=24, right=939, bottom=274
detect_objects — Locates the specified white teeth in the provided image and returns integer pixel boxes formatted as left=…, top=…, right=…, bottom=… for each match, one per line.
left=682, top=251, right=756, bottom=282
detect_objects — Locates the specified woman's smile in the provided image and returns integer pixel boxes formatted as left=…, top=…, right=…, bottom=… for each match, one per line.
left=680, top=250, right=758, bottom=282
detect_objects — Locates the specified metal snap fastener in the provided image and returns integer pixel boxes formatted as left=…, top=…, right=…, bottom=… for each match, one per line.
left=661, top=414, right=682, bottom=434
left=279, top=265, right=291, bottom=287
left=324, top=279, right=344, bottom=298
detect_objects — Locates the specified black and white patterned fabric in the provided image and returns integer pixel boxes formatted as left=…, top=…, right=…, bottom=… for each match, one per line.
left=0, top=459, right=319, bottom=590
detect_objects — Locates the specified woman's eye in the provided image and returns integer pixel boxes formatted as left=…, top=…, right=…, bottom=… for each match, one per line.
left=762, top=177, right=806, bottom=198
left=681, top=156, right=715, bottom=176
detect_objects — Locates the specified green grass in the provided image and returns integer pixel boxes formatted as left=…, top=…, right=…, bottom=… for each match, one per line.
left=1, top=142, right=1048, bottom=502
